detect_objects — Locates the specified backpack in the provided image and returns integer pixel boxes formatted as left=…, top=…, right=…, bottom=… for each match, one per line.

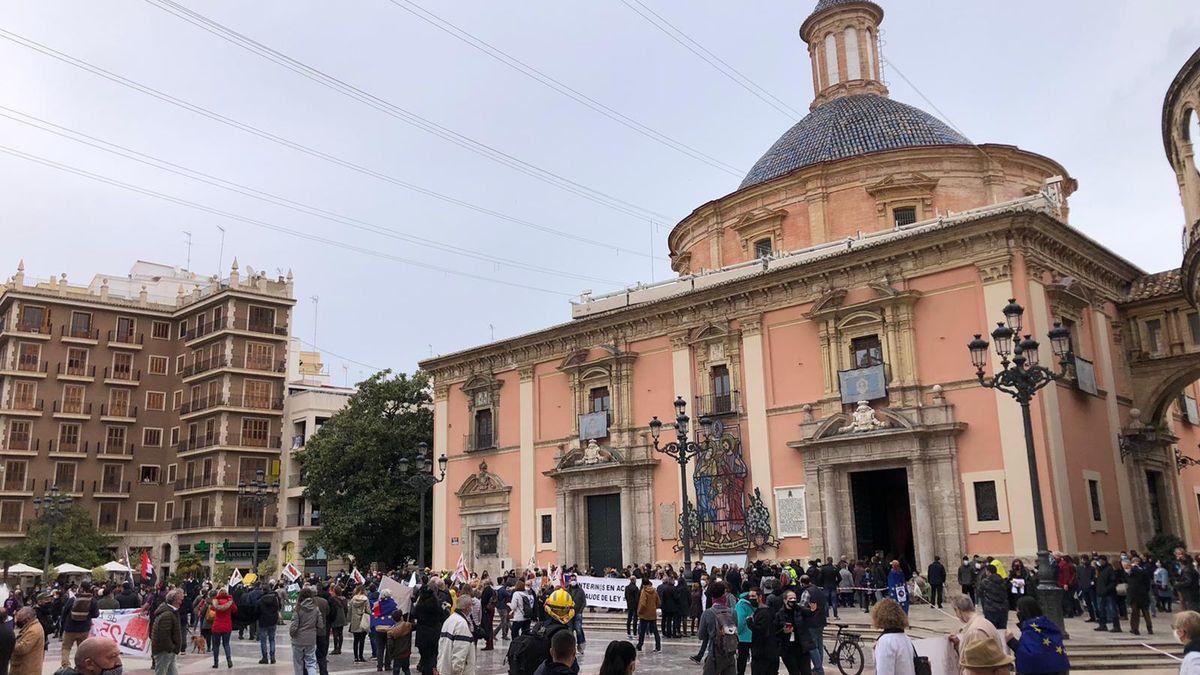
left=69, top=595, right=92, bottom=622
left=505, top=622, right=556, bottom=675
left=520, top=592, right=533, bottom=618
left=711, top=607, right=739, bottom=664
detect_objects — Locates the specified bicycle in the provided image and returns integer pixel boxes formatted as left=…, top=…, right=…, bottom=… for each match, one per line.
left=823, top=622, right=866, bottom=675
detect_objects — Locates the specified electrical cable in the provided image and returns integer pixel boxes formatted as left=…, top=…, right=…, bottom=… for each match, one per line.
left=0, top=28, right=665, bottom=260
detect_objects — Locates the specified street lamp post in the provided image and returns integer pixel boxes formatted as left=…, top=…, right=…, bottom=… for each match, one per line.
left=649, top=396, right=712, bottom=571
left=237, top=469, right=279, bottom=573
left=968, top=298, right=1073, bottom=633
left=398, top=442, right=448, bottom=570
left=32, top=486, right=73, bottom=579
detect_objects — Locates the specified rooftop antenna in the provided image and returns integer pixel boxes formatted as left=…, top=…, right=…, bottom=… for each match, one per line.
left=310, top=295, right=319, bottom=345
left=182, top=230, right=192, bottom=272
left=342, top=364, right=349, bottom=387
left=649, top=220, right=655, bottom=283
left=489, top=323, right=495, bottom=342
left=215, top=225, right=226, bottom=278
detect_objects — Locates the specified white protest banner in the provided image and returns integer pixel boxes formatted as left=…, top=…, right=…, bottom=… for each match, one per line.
left=380, top=574, right=413, bottom=614
left=90, top=609, right=151, bottom=657
left=913, top=636, right=959, bottom=675
left=575, top=576, right=661, bottom=610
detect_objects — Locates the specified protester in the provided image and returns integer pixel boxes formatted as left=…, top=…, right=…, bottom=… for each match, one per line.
left=329, top=585, right=348, bottom=656
left=779, top=588, right=815, bottom=675
left=538, top=630, right=577, bottom=675
left=1127, top=555, right=1154, bottom=636
left=566, top=575, right=587, bottom=655
left=150, top=589, right=184, bottom=675
left=959, top=557, right=978, bottom=605
left=624, top=575, right=640, bottom=639
left=1174, top=610, right=1200, bottom=674
left=413, top=583, right=449, bottom=675
left=435, top=594, right=477, bottom=675
left=748, top=583, right=782, bottom=675
left=350, top=585, right=371, bottom=663
left=886, top=560, right=909, bottom=614
left=1178, top=556, right=1200, bottom=613
left=1002, top=597, right=1069, bottom=675
left=258, top=581, right=281, bottom=664
left=948, top=595, right=1003, bottom=672
left=1094, top=555, right=1122, bottom=633
left=53, top=636, right=122, bottom=675
left=928, top=556, right=946, bottom=609
left=735, top=587, right=758, bottom=675
left=1155, top=561, right=1174, bottom=613
left=209, top=587, right=237, bottom=669
left=384, top=609, right=414, bottom=675
left=978, top=564, right=1009, bottom=630
left=59, top=580, right=98, bottom=669
left=372, top=588, right=399, bottom=671
left=635, top=577, right=661, bottom=653
left=598, top=639, right=637, bottom=675
left=510, top=579, right=535, bottom=639
left=958, top=638, right=1014, bottom=675
left=291, top=587, right=324, bottom=675
left=479, top=573, right=497, bottom=651
left=1007, top=559, right=1029, bottom=610
left=10, top=607, right=43, bottom=675
left=871, top=598, right=915, bottom=675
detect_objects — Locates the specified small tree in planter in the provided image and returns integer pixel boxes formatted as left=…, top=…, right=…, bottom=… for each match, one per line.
left=1146, top=532, right=1187, bottom=564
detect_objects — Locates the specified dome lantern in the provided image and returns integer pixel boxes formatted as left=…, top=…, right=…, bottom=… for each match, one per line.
left=800, top=0, right=888, bottom=108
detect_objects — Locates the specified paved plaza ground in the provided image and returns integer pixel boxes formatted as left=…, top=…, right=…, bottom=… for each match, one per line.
left=38, top=605, right=1184, bottom=674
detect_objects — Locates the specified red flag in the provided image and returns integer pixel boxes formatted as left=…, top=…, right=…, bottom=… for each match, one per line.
left=140, top=550, right=153, bottom=581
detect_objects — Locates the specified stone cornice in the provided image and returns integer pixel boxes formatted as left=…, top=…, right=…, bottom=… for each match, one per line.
left=422, top=211, right=1142, bottom=383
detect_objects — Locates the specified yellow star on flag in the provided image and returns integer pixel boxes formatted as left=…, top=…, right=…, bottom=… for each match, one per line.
left=1043, top=638, right=1051, bottom=646
left=1056, top=646, right=1064, bottom=654
left=1032, top=624, right=1042, bottom=633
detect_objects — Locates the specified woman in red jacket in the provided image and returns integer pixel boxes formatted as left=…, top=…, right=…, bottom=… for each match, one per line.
left=209, top=588, right=237, bottom=669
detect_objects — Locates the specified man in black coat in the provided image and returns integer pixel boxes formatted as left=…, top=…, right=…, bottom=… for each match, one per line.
left=798, top=576, right=827, bottom=674
left=1094, top=555, right=1122, bottom=632
left=659, top=576, right=676, bottom=638
left=818, top=558, right=839, bottom=619
left=673, top=577, right=691, bottom=638
left=977, top=565, right=1009, bottom=630
left=624, top=575, right=640, bottom=638
left=480, top=579, right=498, bottom=651
left=748, top=592, right=783, bottom=675
left=115, top=582, right=141, bottom=610
left=927, top=556, right=947, bottom=609
left=1126, top=556, right=1153, bottom=636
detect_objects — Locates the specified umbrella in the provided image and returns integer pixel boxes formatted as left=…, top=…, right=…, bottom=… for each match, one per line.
left=54, top=564, right=90, bottom=575
left=4, top=563, right=42, bottom=575
left=102, top=561, right=133, bottom=573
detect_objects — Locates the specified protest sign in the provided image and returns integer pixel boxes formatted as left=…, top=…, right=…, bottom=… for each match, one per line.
left=90, top=609, right=151, bottom=657
left=574, top=576, right=661, bottom=610
left=380, top=575, right=413, bottom=614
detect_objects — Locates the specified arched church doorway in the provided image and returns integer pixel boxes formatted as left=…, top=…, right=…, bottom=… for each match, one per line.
left=850, top=468, right=915, bottom=572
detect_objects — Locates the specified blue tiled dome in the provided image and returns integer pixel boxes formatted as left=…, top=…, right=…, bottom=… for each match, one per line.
left=738, top=94, right=971, bottom=190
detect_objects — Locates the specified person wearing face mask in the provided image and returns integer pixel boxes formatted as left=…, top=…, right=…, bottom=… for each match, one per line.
left=565, top=576, right=587, bottom=655
left=958, top=557, right=977, bottom=606
left=10, top=607, right=44, bottom=675
left=735, top=586, right=758, bottom=675
left=1177, top=556, right=1200, bottom=613
left=778, top=589, right=814, bottom=675
left=54, top=636, right=123, bottom=675
left=1173, top=610, right=1200, bottom=674
left=150, top=589, right=185, bottom=675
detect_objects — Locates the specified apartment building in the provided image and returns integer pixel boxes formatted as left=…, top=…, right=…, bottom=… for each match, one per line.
left=0, top=259, right=294, bottom=573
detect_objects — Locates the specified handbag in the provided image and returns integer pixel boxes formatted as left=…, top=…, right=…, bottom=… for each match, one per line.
left=913, top=645, right=932, bottom=675
left=359, top=611, right=371, bottom=632
left=1116, top=582, right=1128, bottom=597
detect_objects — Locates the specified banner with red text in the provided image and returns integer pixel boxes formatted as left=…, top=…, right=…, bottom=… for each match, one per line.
left=90, top=609, right=151, bottom=657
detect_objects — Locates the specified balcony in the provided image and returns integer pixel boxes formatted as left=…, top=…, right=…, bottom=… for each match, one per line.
left=52, top=400, right=93, bottom=419
left=0, top=398, right=43, bottom=417
left=244, top=358, right=287, bottom=374
left=1, top=320, right=52, bottom=339
left=234, top=513, right=278, bottom=528
left=0, top=478, right=32, bottom=493
left=0, top=360, right=48, bottom=378
left=696, top=391, right=741, bottom=418
left=100, top=404, right=138, bottom=422
left=285, top=513, right=319, bottom=528
left=179, top=395, right=221, bottom=416
left=103, top=367, right=141, bottom=386
left=60, top=325, right=99, bottom=344
left=106, top=330, right=144, bottom=349
left=181, top=355, right=229, bottom=379
left=47, top=439, right=89, bottom=456
left=174, top=474, right=219, bottom=491
left=1, top=438, right=41, bottom=454
left=93, top=480, right=131, bottom=496
left=99, top=442, right=135, bottom=458
left=171, top=513, right=215, bottom=530
left=223, top=394, right=284, bottom=412
left=287, top=473, right=307, bottom=488
left=235, top=434, right=282, bottom=450
left=464, top=433, right=496, bottom=453
left=176, top=434, right=218, bottom=453
left=56, top=363, right=96, bottom=382
left=181, top=355, right=287, bottom=380
left=185, top=317, right=289, bottom=343
left=0, top=518, right=21, bottom=533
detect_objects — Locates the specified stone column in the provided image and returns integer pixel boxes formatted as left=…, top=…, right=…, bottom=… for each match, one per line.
left=1091, top=309, right=1137, bottom=545
left=620, top=487, right=634, bottom=567
left=910, top=458, right=935, bottom=567
left=819, top=466, right=842, bottom=558
left=805, top=464, right=826, bottom=560
left=519, top=367, right=536, bottom=562
left=432, top=384, right=450, bottom=571
left=741, top=316, right=775, bottom=500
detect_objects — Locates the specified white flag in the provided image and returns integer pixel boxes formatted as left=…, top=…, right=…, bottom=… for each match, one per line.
left=281, top=562, right=301, bottom=582
left=451, top=553, right=470, bottom=584
left=351, top=567, right=365, bottom=586
left=527, top=550, right=537, bottom=572
left=408, top=570, right=418, bottom=587
left=228, top=568, right=244, bottom=588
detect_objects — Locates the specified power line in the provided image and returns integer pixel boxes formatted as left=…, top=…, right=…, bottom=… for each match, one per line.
left=293, top=336, right=386, bottom=374
left=142, top=0, right=672, bottom=222
left=0, top=28, right=665, bottom=261
left=0, top=105, right=628, bottom=287
left=383, top=0, right=743, bottom=177
left=0, top=143, right=579, bottom=297
left=617, top=0, right=805, bottom=120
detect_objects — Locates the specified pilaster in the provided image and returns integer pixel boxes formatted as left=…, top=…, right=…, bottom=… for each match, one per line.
left=670, top=334, right=697, bottom=508
left=519, top=365, right=536, bottom=561
left=739, top=315, right=775, bottom=504
left=432, top=393, right=449, bottom=570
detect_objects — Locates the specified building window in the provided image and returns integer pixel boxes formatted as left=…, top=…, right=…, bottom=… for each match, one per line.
left=169, top=427, right=180, bottom=446
left=172, top=391, right=182, bottom=411
left=175, top=355, right=185, bottom=375
left=892, top=206, right=918, bottom=227
left=476, top=530, right=498, bottom=556
left=753, top=238, right=773, bottom=258
left=62, top=385, right=85, bottom=414
left=115, top=317, right=135, bottom=342
left=540, top=514, right=553, bottom=544
left=143, top=428, right=163, bottom=447
left=98, top=502, right=119, bottom=529
left=18, top=305, right=46, bottom=331
left=973, top=481, right=999, bottom=522
left=146, top=391, right=166, bottom=411
left=3, top=461, right=26, bottom=491
left=10, top=381, right=35, bottom=408
left=135, top=502, right=156, bottom=522
left=710, top=365, right=732, bottom=414
left=166, top=464, right=177, bottom=483
left=66, top=348, right=88, bottom=376
left=17, top=343, right=40, bottom=371
left=178, top=320, right=187, bottom=339
left=241, top=418, right=270, bottom=447
left=140, top=465, right=160, bottom=484
left=243, top=380, right=273, bottom=408
left=109, top=388, right=131, bottom=417
left=246, top=343, right=274, bottom=370
left=164, top=501, right=174, bottom=521
left=474, top=409, right=494, bottom=449
left=1147, top=319, right=1163, bottom=353
left=7, top=421, right=31, bottom=451
left=148, top=356, right=168, bottom=376
left=68, top=312, right=92, bottom=338
left=54, top=462, right=77, bottom=490
left=0, top=501, right=21, bottom=531
left=1190, top=313, right=1200, bottom=346
left=248, top=306, right=276, bottom=332
left=589, top=386, right=611, bottom=418
left=111, top=352, right=133, bottom=379
left=58, top=424, right=80, bottom=452
left=105, top=426, right=127, bottom=453
left=151, top=321, right=171, bottom=340
left=850, top=334, right=884, bottom=368
left=824, top=33, right=839, bottom=86
left=1087, top=479, right=1102, bottom=522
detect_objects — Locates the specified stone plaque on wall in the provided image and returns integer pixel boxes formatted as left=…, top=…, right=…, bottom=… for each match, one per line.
left=774, top=487, right=808, bottom=539
left=659, top=503, right=678, bottom=540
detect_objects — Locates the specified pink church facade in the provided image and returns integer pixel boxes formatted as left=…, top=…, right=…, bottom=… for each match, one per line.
left=422, top=1, right=1200, bottom=578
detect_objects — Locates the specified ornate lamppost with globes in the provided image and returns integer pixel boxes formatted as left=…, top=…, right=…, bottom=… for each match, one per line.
left=967, top=298, right=1073, bottom=633
left=32, top=486, right=74, bottom=579
left=648, top=396, right=712, bottom=570
left=398, top=441, right=448, bottom=570
left=237, top=468, right=280, bottom=572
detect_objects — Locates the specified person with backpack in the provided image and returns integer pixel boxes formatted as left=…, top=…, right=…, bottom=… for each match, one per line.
left=509, top=580, right=535, bottom=639
left=505, top=588, right=578, bottom=675
left=58, top=580, right=98, bottom=669
left=734, top=586, right=758, bottom=675
left=696, top=581, right=739, bottom=675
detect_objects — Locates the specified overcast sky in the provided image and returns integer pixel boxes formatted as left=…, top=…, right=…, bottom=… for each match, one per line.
left=2, top=1, right=1197, bottom=381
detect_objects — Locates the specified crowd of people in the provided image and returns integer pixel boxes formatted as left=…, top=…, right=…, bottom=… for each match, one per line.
left=6, top=546, right=1200, bottom=675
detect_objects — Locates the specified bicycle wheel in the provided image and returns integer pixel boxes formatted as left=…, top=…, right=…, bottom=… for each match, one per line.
left=834, top=639, right=865, bottom=675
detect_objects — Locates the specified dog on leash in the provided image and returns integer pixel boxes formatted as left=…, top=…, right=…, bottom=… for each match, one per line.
left=190, top=634, right=207, bottom=653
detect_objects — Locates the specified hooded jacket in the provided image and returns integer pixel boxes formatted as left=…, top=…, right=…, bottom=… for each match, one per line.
left=636, top=584, right=659, bottom=621
left=209, top=593, right=236, bottom=634
left=734, top=593, right=754, bottom=643
left=289, top=597, right=326, bottom=648
left=151, top=601, right=183, bottom=655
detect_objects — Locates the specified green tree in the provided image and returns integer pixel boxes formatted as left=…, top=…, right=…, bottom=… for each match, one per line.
left=1146, top=532, right=1187, bottom=565
left=19, top=505, right=116, bottom=569
left=297, top=370, right=433, bottom=566
left=212, top=563, right=232, bottom=586
left=257, top=556, right=278, bottom=580
left=171, top=554, right=205, bottom=585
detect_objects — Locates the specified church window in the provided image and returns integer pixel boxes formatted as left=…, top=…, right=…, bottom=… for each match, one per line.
left=473, top=409, right=493, bottom=450
left=892, top=206, right=917, bottom=227
left=540, top=514, right=553, bottom=544
left=589, top=386, right=610, bottom=417
left=824, top=34, right=840, bottom=86
left=1146, top=319, right=1163, bottom=353
left=850, top=335, right=883, bottom=368
left=973, top=481, right=999, bottom=522
left=710, top=365, right=732, bottom=415
left=865, top=30, right=877, bottom=79
left=1188, top=312, right=1200, bottom=345
left=476, top=530, right=498, bottom=556
left=844, top=27, right=861, bottom=80
left=753, top=238, right=773, bottom=258
left=1087, top=479, right=1103, bottom=523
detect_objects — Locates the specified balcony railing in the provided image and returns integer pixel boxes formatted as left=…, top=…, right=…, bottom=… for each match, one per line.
left=464, top=433, right=495, bottom=452
left=177, top=434, right=218, bottom=452
left=0, top=478, right=30, bottom=492
left=235, top=513, right=278, bottom=528
left=174, top=474, right=218, bottom=490
left=103, top=367, right=141, bottom=382
left=48, top=439, right=89, bottom=454
left=94, top=480, right=131, bottom=495
left=0, top=518, right=21, bottom=532
left=106, top=330, right=143, bottom=346
left=171, top=513, right=215, bottom=530
left=225, top=394, right=284, bottom=411
left=696, top=391, right=740, bottom=418
left=14, top=359, right=46, bottom=374
left=179, top=395, right=221, bottom=415
left=181, top=355, right=229, bottom=378
left=236, top=435, right=282, bottom=449
left=57, top=363, right=96, bottom=379
left=99, top=442, right=134, bottom=457
left=1, top=438, right=40, bottom=453
left=61, top=325, right=99, bottom=340
left=285, top=513, right=319, bottom=527
left=98, top=518, right=127, bottom=533
left=2, top=398, right=43, bottom=413
left=11, top=320, right=51, bottom=336
left=100, top=404, right=138, bottom=420
left=185, top=317, right=289, bottom=341
left=243, top=358, right=287, bottom=373
left=52, top=400, right=93, bottom=416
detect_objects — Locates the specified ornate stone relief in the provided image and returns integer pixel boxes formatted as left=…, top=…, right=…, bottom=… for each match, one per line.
left=731, top=207, right=788, bottom=254
left=838, top=400, right=889, bottom=433
left=554, top=440, right=624, bottom=470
